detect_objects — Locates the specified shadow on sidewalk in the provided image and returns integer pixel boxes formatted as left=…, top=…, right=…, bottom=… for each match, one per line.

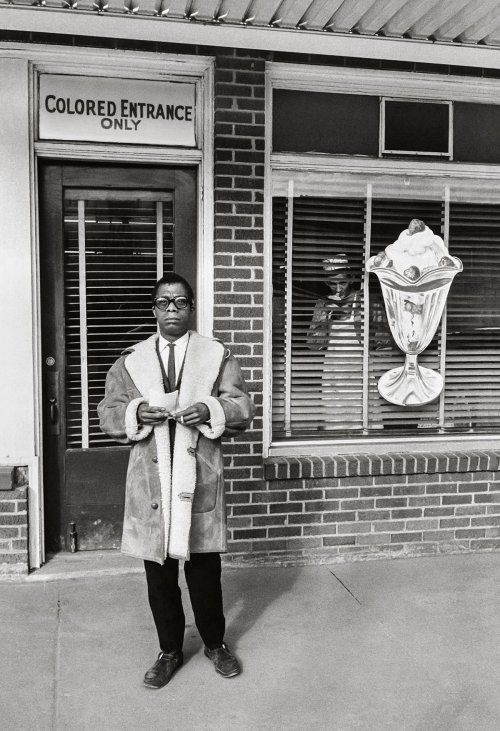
left=222, top=565, right=301, bottom=645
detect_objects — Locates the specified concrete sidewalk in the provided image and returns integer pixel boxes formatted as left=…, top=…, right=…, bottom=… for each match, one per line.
left=1, top=552, right=499, bottom=731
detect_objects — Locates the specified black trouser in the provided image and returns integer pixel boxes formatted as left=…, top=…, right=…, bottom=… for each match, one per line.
left=144, top=552, right=225, bottom=653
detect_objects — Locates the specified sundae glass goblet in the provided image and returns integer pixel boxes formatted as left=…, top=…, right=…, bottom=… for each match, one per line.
left=366, top=259, right=462, bottom=406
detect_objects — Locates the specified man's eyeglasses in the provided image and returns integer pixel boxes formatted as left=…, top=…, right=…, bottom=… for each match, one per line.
left=153, top=296, right=191, bottom=311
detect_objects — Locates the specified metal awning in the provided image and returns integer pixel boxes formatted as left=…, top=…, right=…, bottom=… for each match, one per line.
left=2, top=0, right=500, bottom=68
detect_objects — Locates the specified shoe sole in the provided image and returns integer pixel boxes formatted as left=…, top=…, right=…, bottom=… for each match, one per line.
left=214, top=667, right=241, bottom=678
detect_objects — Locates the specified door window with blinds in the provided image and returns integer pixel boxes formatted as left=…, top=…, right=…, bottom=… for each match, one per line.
left=64, top=189, right=173, bottom=448
left=272, top=171, right=500, bottom=440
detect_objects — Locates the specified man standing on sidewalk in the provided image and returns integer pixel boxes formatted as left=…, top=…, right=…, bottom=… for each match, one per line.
left=98, top=273, right=255, bottom=689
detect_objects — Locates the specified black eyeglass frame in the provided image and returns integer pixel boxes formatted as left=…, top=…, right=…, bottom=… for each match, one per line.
left=152, top=295, right=192, bottom=311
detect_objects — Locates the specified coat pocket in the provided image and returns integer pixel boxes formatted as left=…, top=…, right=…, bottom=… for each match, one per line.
left=191, top=439, right=221, bottom=514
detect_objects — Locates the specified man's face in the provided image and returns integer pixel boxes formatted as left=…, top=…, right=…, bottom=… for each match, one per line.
left=153, top=281, right=192, bottom=341
left=327, top=273, right=353, bottom=302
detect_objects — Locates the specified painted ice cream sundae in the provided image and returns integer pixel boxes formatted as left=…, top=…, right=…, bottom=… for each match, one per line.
left=371, top=219, right=459, bottom=282
left=366, top=219, right=462, bottom=406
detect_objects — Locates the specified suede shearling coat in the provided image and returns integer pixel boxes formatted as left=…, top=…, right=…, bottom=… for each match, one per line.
left=98, top=331, right=255, bottom=564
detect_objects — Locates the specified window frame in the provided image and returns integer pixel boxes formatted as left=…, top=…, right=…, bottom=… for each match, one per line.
left=264, top=62, right=500, bottom=458
left=380, top=97, right=453, bottom=159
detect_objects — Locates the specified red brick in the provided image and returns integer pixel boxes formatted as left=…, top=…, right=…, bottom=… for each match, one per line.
left=391, top=509, right=422, bottom=519
left=475, top=493, right=500, bottom=503
left=456, top=528, right=486, bottom=538
left=470, top=538, right=500, bottom=549
left=440, top=517, right=471, bottom=528
left=471, top=515, right=500, bottom=526
left=0, top=502, right=16, bottom=513
left=232, top=505, right=268, bottom=516
left=233, top=528, right=266, bottom=540
left=325, top=488, right=359, bottom=499
left=323, top=536, right=356, bottom=546
left=356, top=533, right=390, bottom=545
left=321, top=511, right=356, bottom=523
left=458, top=482, right=489, bottom=493
left=0, top=514, right=26, bottom=525
left=248, top=539, right=287, bottom=551
left=340, top=499, right=374, bottom=510
left=303, top=524, right=338, bottom=536
left=442, top=495, right=473, bottom=505
left=406, top=519, right=439, bottom=530
left=305, top=500, right=339, bottom=512
left=391, top=532, right=422, bottom=543
left=268, top=527, right=302, bottom=538
left=373, top=521, right=405, bottom=532
left=424, top=507, right=454, bottom=517
left=357, top=510, right=391, bottom=521
left=270, top=503, right=303, bottom=514
left=288, top=514, right=322, bottom=524
left=376, top=498, right=407, bottom=508
left=338, top=523, right=371, bottom=534
left=253, top=515, right=286, bottom=527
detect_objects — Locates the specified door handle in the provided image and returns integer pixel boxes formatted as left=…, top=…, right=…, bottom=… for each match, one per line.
left=49, top=397, right=58, bottom=424
left=46, top=370, right=61, bottom=436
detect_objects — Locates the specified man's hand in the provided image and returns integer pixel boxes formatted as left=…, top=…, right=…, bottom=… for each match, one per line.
left=137, top=403, right=168, bottom=426
left=174, top=402, right=210, bottom=427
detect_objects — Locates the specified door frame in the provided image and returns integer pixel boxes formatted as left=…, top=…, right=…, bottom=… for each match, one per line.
left=3, top=43, right=214, bottom=568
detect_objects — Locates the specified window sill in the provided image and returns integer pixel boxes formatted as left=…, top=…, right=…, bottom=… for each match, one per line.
left=263, top=449, right=500, bottom=480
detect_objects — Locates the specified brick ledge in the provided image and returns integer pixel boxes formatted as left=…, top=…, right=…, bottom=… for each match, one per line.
left=264, top=450, right=500, bottom=480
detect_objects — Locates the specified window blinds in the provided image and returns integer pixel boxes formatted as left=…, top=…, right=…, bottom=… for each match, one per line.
left=272, top=188, right=500, bottom=440
left=64, top=191, right=174, bottom=448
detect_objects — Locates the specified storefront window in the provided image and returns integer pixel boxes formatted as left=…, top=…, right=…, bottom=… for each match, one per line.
left=271, top=171, right=500, bottom=440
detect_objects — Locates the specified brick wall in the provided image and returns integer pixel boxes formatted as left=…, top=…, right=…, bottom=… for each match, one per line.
left=211, top=49, right=500, bottom=567
left=212, top=49, right=268, bottom=555
left=221, top=452, right=500, bottom=565
left=0, top=466, right=29, bottom=573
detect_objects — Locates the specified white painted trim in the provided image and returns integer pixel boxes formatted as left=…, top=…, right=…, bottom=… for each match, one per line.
left=196, top=58, right=214, bottom=338
left=262, top=72, right=273, bottom=457
left=156, top=201, right=164, bottom=280
left=35, top=142, right=203, bottom=163
left=0, top=42, right=214, bottom=567
left=269, top=62, right=500, bottom=103
left=271, top=153, right=500, bottom=180
left=77, top=200, right=89, bottom=450
left=268, top=435, right=500, bottom=457
left=3, top=9, right=500, bottom=69
left=0, top=41, right=213, bottom=76
left=30, top=62, right=44, bottom=569
left=27, top=457, right=42, bottom=570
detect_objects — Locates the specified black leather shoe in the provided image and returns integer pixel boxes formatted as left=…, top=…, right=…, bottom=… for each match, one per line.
left=143, top=650, right=183, bottom=689
left=204, top=643, right=241, bottom=678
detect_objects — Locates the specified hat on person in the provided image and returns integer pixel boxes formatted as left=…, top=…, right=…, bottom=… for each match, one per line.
left=322, top=253, right=350, bottom=275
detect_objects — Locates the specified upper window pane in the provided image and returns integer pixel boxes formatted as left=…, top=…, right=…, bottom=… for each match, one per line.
left=273, top=90, right=379, bottom=156
left=454, top=103, right=500, bottom=164
left=382, top=99, right=450, bottom=156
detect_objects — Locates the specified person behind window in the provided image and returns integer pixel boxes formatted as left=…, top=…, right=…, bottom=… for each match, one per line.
left=306, top=254, right=363, bottom=427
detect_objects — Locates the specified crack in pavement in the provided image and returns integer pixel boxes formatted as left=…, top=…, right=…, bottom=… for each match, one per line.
left=51, top=590, right=62, bottom=731
left=328, top=569, right=362, bottom=605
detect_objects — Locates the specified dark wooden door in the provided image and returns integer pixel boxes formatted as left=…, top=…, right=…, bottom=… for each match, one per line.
left=39, top=163, right=197, bottom=552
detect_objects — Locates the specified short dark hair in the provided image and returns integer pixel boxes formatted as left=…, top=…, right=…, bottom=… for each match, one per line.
left=152, top=273, right=194, bottom=302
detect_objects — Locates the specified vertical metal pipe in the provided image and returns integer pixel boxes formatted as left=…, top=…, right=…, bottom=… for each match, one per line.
left=362, top=183, right=373, bottom=431
left=284, top=179, right=294, bottom=435
left=438, top=185, right=450, bottom=429
left=156, top=200, right=163, bottom=280
left=78, top=199, right=89, bottom=449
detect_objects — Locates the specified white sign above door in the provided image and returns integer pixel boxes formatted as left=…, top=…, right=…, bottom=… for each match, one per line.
left=39, top=74, right=197, bottom=147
